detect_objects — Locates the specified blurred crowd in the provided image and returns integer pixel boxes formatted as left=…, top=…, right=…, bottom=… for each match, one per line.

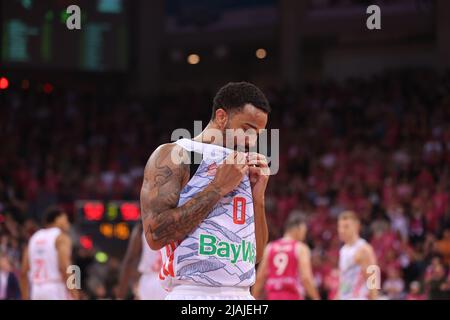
left=309, top=0, right=413, bottom=9
left=1, top=68, right=450, bottom=299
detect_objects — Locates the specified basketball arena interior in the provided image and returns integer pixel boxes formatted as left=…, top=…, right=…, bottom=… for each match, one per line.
left=0, top=0, right=450, bottom=302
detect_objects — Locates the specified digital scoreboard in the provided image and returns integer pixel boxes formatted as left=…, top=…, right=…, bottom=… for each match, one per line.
left=1, top=0, right=129, bottom=71
left=75, top=200, right=140, bottom=258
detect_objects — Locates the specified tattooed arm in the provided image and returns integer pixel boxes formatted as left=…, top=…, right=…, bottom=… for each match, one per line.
left=140, top=144, right=247, bottom=251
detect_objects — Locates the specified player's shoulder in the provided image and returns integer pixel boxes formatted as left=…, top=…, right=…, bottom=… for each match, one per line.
left=296, top=241, right=311, bottom=254
left=267, top=238, right=285, bottom=248
left=155, top=142, right=179, bottom=152
left=147, top=142, right=189, bottom=166
left=265, top=241, right=274, bottom=251
left=29, top=228, right=52, bottom=243
left=358, top=238, right=372, bottom=249
left=143, top=143, right=191, bottom=184
left=28, top=228, right=41, bottom=240
left=152, top=142, right=182, bottom=158
left=361, top=242, right=375, bottom=254
left=264, top=240, right=278, bottom=255
left=356, top=240, right=375, bottom=257
left=56, top=231, right=71, bottom=244
left=339, top=241, right=348, bottom=254
left=297, top=241, right=310, bottom=250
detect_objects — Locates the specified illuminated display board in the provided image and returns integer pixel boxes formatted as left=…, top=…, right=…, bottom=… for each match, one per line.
left=1, top=0, right=129, bottom=71
left=75, top=200, right=140, bottom=257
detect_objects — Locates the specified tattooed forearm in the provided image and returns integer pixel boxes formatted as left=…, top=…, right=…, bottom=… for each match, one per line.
left=145, top=186, right=222, bottom=244
left=140, top=143, right=223, bottom=250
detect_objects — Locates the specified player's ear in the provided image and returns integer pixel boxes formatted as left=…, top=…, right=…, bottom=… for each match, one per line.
left=214, top=108, right=228, bottom=129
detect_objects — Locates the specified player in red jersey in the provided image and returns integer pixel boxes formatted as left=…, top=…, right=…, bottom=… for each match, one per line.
left=252, top=214, right=320, bottom=300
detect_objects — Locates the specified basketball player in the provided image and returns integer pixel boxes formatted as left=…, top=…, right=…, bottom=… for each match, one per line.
left=252, top=214, right=320, bottom=300
left=20, top=207, right=78, bottom=300
left=337, top=211, right=379, bottom=300
left=117, top=224, right=167, bottom=300
left=140, top=82, right=271, bottom=299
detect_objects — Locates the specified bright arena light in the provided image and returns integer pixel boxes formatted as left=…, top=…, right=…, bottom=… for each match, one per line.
left=95, top=251, right=108, bottom=263
left=255, top=48, right=267, bottom=59
left=187, top=54, right=200, bottom=65
left=0, top=77, right=9, bottom=90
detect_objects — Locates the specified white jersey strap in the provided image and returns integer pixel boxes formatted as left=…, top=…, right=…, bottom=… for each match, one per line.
left=175, top=138, right=232, bottom=162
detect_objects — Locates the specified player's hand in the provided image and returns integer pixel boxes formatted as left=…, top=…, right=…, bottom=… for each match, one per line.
left=247, top=152, right=270, bottom=200
left=211, top=152, right=248, bottom=196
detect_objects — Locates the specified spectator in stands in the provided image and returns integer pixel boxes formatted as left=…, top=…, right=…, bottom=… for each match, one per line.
left=383, top=267, right=405, bottom=299
left=425, top=258, right=449, bottom=300
left=405, top=281, right=426, bottom=300
left=0, top=253, right=21, bottom=300
left=435, top=229, right=450, bottom=266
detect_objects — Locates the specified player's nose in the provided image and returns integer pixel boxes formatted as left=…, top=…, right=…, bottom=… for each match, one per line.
left=246, top=135, right=258, bottom=148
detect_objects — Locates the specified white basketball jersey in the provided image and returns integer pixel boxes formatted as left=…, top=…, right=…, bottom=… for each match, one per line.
left=159, top=139, right=256, bottom=290
left=138, top=233, right=162, bottom=274
left=338, top=238, right=368, bottom=300
left=28, top=227, right=63, bottom=285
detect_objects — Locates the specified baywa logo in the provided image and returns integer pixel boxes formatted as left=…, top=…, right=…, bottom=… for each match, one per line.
left=199, top=234, right=256, bottom=264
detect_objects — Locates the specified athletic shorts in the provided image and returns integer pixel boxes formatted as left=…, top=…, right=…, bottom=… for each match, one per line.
left=165, top=285, right=254, bottom=300
left=138, top=273, right=168, bottom=300
left=31, top=282, right=70, bottom=300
